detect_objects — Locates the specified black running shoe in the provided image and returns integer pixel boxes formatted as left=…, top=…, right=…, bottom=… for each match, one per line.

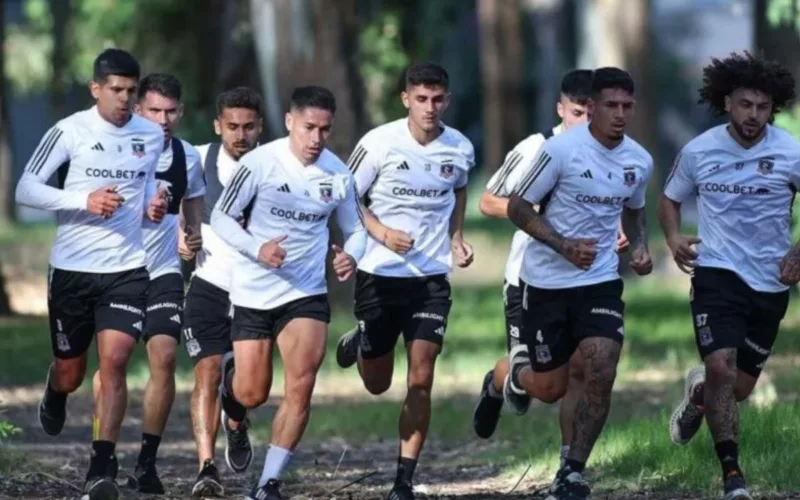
left=669, top=365, right=706, bottom=445
left=219, top=352, right=253, bottom=473
left=127, top=459, right=165, bottom=494
left=222, top=409, right=253, bottom=473
left=387, top=483, right=414, bottom=500
left=336, top=326, right=360, bottom=368
left=503, top=345, right=532, bottom=415
left=246, top=479, right=283, bottom=500
left=472, top=370, right=504, bottom=439
left=723, top=472, right=752, bottom=500
left=38, top=365, right=67, bottom=436
left=191, top=459, right=224, bottom=498
left=545, top=466, right=591, bottom=500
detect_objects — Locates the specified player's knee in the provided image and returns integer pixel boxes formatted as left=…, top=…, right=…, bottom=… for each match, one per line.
left=99, top=350, right=130, bottom=377
left=534, top=378, right=568, bottom=403
left=407, top=362, right=435, bottom=392
left=55, top=364, right=85, bottom=393
left=568, top=353, right=586, bottom=384
left=705, top=351, right=736, bottom=384
left=236, top=384, right=269, bottom=409
left=363, top=375, right=392, bottom=395
left=589, top=362, right=617, bottom=395
left=194, top=359, right=222, bottom=391
left=148, top=345, right=177, bottom=376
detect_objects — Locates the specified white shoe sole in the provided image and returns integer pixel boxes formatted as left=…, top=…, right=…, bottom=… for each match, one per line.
left=669, top=365, right=705, bottom=444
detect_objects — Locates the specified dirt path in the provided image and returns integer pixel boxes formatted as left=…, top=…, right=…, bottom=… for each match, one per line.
left=0, top=384, right=790, bottom=500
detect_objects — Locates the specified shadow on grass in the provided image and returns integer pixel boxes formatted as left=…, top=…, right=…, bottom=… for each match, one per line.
left=4, top=284, right=800, bottom=389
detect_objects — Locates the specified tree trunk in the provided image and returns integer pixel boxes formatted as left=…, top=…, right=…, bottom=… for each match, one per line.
left=754, top=0, right=800, bottom=83
left=48, top=0, right=71, bottom=119
left=479, top=0, right=525, bottom=174
left=0, top=3, right=14, bottom=314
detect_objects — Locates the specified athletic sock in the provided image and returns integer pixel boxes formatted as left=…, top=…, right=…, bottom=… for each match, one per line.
left=137, top=433, right=161, bottom=466
left=564, top=458, right=585, bottom=474
left=222, top=364, right=247, bottom=422
left=560, top=445, right=570, bottom=468
left=715, top=440, right=742, bottom=478
left=258, top=445, right=292, bottom=487
left=90, top=440, right=116, bottom=475
left=395, top=456, right=417, bottom=487
left=487, top=379, right=503, bottom=399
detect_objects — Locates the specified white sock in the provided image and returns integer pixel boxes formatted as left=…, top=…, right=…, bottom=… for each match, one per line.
left=487, top=379, right=502, bottom=399
left=258, top=445, right=293, bottom=487
left=560, top=445, right=570, bottom=468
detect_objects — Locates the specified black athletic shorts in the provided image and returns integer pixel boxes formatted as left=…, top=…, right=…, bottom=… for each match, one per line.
left=521, top=278, right=625, bottom=372
left=503, top=281, right=523, bottom=351
left=231, top=294, right=330, bottom=341
left=183, top=277, right=232, bottom=365
left=143, top=273, right=185, bottom=343
left=690, top=266, right=789, bottom=377
left=47, top=266, right=149, bottom=359
left=353, top=270, right=452, bottom=359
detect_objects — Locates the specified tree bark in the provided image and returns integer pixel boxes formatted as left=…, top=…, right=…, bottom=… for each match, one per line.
left=479, top=0, right=525, bottom=174
left=0, top=3, right=14, bottom=314
left=48, top=0, right=71, bottom=120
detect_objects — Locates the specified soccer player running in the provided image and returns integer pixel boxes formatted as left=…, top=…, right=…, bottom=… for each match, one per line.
left=504, top=67, right=654, bottom=500
left=183, top=87, right=262, bottom=497
left=334, top=62, right=475, bottom=500
left=472, top=70, right=595, bottom=464
left=659, top=52, right=800, bottom=500
left=213, top=85, right=366, bottom=500
left=14, top=48, right=167, bottom=500
left=90, top=73, right=207, bottom=493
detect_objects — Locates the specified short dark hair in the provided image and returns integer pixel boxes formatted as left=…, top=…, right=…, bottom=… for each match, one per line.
left=560, top=69, right=593, bottom=105
left=698, top=51, right=796, bottom=116
left=591, top=67, right=635, bottom=96
left=93, top=48, right=140, bottom=83
left=289, top=85, right=336, bottom=114
left=404, top=62, right=449, bottom=90
left=216, top=87, right=263, bottom=117
left=137, top=73, right=182, bottom=102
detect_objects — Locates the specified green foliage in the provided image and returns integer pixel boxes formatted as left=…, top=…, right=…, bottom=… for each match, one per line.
left=0, top=419, right=21, bottom=442
left=767, top=0, right=800, bottom=34
left=358, top=10, right=410, bottom=124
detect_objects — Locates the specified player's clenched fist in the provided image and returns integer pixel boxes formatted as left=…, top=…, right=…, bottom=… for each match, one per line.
left=147, top=186, right=168, bottom=222
left=559, top=238, right=598, bottom=270
left=87, top=185, right=124, bottom=218
left=331, top=244, right=356, bottom=281
left=382, top=228, right=415, bottom=254
left=258, top=234, right=288, bottom=268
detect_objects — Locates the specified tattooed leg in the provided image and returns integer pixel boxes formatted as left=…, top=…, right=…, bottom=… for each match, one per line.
left=566, top=337, right=621, bottom=468
left=703, top=348, right=743, bottom=479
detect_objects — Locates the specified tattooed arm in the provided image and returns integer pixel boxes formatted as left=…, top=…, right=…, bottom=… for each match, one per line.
left=507, top=145, right=597, bottom=270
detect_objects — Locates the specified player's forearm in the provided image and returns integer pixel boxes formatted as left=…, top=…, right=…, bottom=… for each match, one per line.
left=622, top=206, right=648, bottom=249
left=449, top=187, right=467, bottom=238
left=507, top=193, right=564, bottom=253
left=15, top=174, right=86, bottom=211
left=181, top=196, right=203, bottom=231
left=143, top=178, right=157, bottom=215
left=657, top=194, right=683, bottom=241
left=478, top=190, right=509, bottom=219
left=359, top=202, right=393, bottom=242
left=209, top=209, right=261, bottom=261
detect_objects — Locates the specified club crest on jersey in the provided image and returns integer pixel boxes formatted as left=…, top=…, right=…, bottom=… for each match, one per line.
left=319, top=185, right=333, bottom=203
left=440, top=160, right=455, bottom=179
left=131, top=138, right=146, bottom=158
left=758, top=157, right=774, bottom=175
left=623, top=167, right=636, bottom=186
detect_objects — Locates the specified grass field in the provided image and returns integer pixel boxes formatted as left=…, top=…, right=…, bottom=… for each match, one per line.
left=2, top=280, right=800, bottom=498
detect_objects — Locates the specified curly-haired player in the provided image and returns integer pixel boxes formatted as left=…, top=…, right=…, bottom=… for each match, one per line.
left=658, top=51, right=800, bottom=500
